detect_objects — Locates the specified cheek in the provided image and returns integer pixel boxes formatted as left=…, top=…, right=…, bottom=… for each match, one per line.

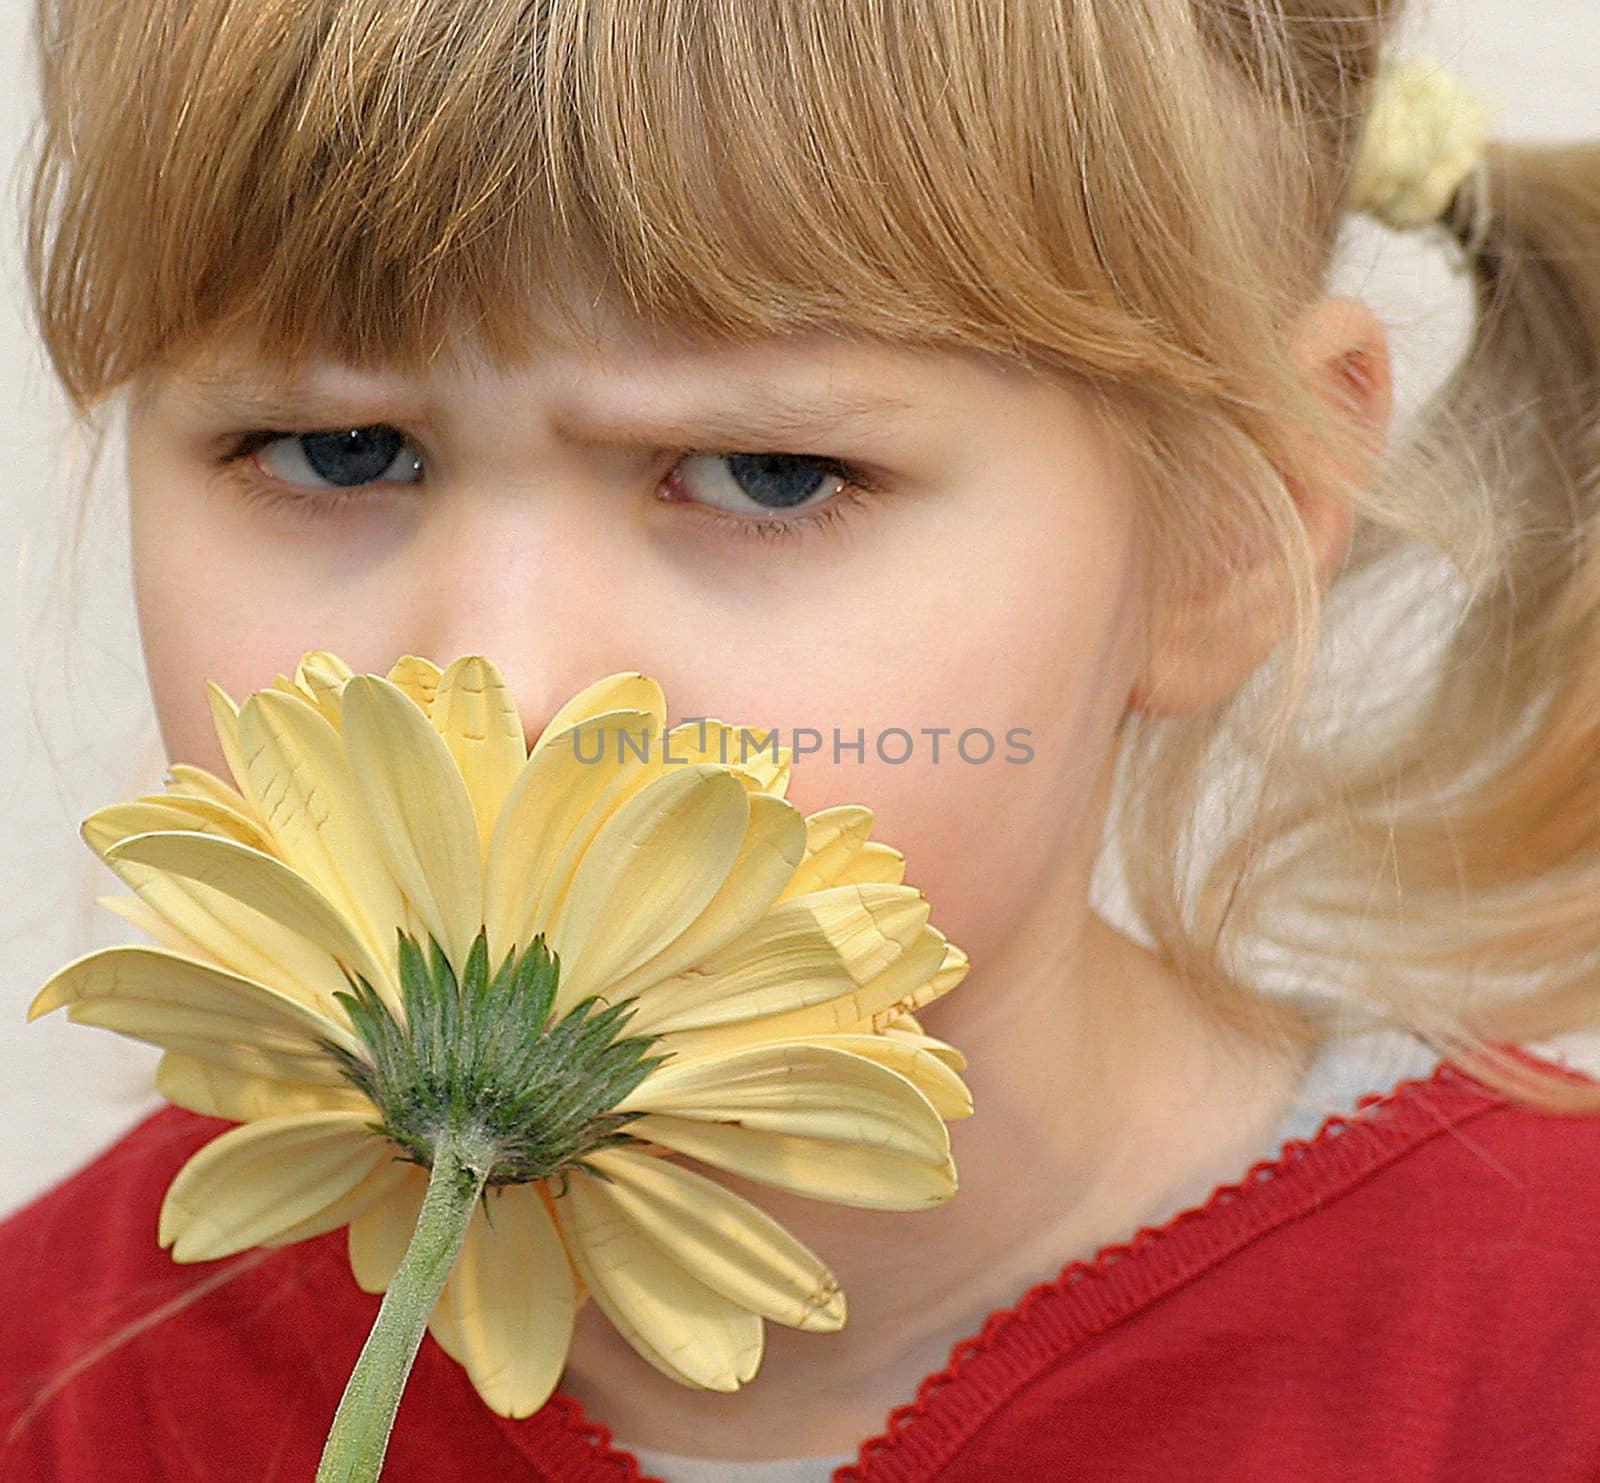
left=740, top=513, right=1144, bottom=966
left=126, top=444, right=354, bottom=778
left=129, top=485, right=245, bottom=779
left=775, top=690, right=1125, bottom=969
left=127, top=432, right=432, bottom=779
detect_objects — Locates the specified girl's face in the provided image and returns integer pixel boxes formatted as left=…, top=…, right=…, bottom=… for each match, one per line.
left=124, top=312, right=1152, bottom=967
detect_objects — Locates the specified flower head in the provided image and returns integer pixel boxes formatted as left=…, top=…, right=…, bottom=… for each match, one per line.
left=32, top=654, right=970, bottom=1418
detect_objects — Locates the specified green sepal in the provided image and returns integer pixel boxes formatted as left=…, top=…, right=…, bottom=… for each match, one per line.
left=315, top=927, right=669, bottom=1188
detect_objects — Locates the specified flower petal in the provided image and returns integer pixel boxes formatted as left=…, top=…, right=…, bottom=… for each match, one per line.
left=155, top=1032, right=359, bottom=1086
left=623, top=883, right=932, bottom=1036
left=776, top=807, right=905, bottom=901
left=924, top=941, right=971, bottom=1007
left=31, top=944, right=359, bottom=1062
left=585, top=1148, right=844, bottom=1332
left=97, top=892, right=215, bottom=961
left=294, top=650, right=355, bottom=725
left=628, top=1111, right=957, bottom=1211
left=535, top=673, right=665, bottom=746
left=341, top=675, right=483, bottom=970
left=347, top=1167, right=429, bottom=1293
left=483, top=708, right=669, bottom=962
left=74, top=1010, right=337, bottom=1075
left=429, top=1276, right=470, bottom=1364
left=597, top=793, right=806, bottom=1004
left=205, top=681, right=252, bottom=798
left=258, top=1150, right=413, bottom=1249
left=880, top=1019, right=968, bottom=1072
left=656, top=927, right=956, bottom=1058
left=135, top=792, right=272, bottom=852
left=166, top=761, right=256, bottom=821
left=345, top=1126, right=583, bottom=1359
left=446, top=1184, right=577, bottom=1417
left=85, top=800, right=251, bottom=855
left=158, top=1111, right=388, bottom=1261
left=156, top=1050, right=373, bottom=1120
left=494, top=719, right=764, bottom=967
left=431, top=657, right=528, bottom=862
left=102, top=830, right=395, bottom=1010
left=777, top=1034, right=973, bottom=1119
left=547, top=765, right=753, bottom=1010
left=664, top=719, right=791, bottom=797
left=845, top=936, right=969, bottom=1034
left=36, top=953, right=361, bottom=1087
left=88, top=852, right=355, bottom=1015
left=718, top=724, right=790, bottom=797
left=552, top=1169, right=763, bottom=1390
left=385, top=655, right=442, bottom=714
left=619, top=1042, right=950, bottom=1162
left=237, top=689, right=412, bottom=972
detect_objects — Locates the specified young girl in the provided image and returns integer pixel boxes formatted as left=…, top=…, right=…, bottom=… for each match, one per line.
left=7, top=1, right=1600, bottom=1479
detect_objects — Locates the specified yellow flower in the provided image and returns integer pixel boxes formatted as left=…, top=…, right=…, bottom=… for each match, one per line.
left=31, top=653, right=970, bottom=1419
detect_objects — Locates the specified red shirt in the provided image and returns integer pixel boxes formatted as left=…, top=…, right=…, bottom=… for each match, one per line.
left=3, top=1046, right=1599, bottom=1481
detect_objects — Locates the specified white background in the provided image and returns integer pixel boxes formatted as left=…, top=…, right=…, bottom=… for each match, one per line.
left=2, top=0, right=1598, bottom=1219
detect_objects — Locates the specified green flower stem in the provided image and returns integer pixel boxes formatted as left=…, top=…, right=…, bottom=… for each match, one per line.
left=316, top=1129, right=497, bottom=1483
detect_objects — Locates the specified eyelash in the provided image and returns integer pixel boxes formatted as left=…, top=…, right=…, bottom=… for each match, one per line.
left=213, top=429, right=880, bottom=547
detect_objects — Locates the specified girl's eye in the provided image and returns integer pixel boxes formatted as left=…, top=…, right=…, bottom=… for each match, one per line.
left=660, top=451, right=881, bottom=545
left=216, top=427, right=878, bottom=544
left=666, top=452, right=848, bottom=516
left=226, top=426, right=424, bottom=491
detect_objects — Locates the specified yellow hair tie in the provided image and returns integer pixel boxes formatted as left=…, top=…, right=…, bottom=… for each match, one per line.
left=1346, top=57, right=1501, bottom=232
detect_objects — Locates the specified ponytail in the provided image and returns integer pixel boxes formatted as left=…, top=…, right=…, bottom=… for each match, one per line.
left=1250, top=136, right=1600, bottom=1112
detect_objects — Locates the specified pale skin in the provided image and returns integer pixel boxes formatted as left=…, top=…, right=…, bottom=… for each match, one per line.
left=124, top=292, right=1392, bottom=1460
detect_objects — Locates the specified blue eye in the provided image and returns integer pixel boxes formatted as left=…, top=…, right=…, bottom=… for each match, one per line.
left=230, top=426, right=424, bottom=490
left=672, top=452, right=846, bottom=514
left=218, top=424, right=880, bottom=547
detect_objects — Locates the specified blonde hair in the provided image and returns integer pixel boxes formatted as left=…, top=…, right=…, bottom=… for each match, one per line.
left=20, top=0, right=1600, bottom=1112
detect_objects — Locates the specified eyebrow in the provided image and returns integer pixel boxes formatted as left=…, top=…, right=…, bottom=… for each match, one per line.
left=553, top=384, right=925, bottom=449
left=167, top=371, right=430, bottom=429
left=168, top=368, right=925, bottom=449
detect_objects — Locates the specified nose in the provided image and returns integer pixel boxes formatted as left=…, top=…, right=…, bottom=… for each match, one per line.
left=391, top=473, right=653, bottom=749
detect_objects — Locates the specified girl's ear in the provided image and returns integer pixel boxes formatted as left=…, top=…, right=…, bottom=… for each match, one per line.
left=1127, top=294, right=1394, bottom=717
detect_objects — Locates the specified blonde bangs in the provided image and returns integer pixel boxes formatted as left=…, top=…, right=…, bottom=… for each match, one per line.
left=25, top=0, right=1275, bottom=405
